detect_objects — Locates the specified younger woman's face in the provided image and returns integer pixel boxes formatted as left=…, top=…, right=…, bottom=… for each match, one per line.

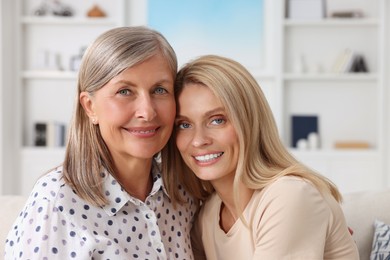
left=175, top=83, right=239, bottom=185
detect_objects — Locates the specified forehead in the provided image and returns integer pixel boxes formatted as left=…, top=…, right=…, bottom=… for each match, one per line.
left=178, top=83, right=225, bottom=112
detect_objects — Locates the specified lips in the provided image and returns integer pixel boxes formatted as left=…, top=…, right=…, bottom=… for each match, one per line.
left=194, top=152, right=223, bottom=162
left=127, top=126, right=160, bottom=137
left=130, top=129, right=156, bottom=134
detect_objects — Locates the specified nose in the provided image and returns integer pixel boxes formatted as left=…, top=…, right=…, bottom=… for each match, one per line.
left=192, top=127, right=212, bottom=148
left=135, top=94, right=157, bottom=121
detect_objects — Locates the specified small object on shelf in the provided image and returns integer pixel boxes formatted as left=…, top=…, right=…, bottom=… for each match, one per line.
left=330, top=10, right=364, bottom=18
left=331, top=48, right=357, bottom=73
left=296, top=138, right=309, bottom=150
left=287, top=0, right=326, bottom=20
left=70, top=46, right=87, bottom=71
left=350, top=55, right=369, bottom=73
left=291, top=115, right=319, bottom=148
left=34, top=123, right=47, bottom=146
left=34, top=121, right=66, bottom=147
left=331, top=49, right=369, bottom=73
left=33, top=1, right=50, bottom=16
left=334, top=141, right=370, bottom=149
left=51, top=0, right=73, bottom=16
left=33, top=0, right=74, bottom=17
left=307, top=132, right=320, bottom=149
left=55, top=52, right=64, bottom=71
left=293, top=54, right=308, bottom=73
left=35, top=50, right=63, bottom=71
left=87, top=4, right=107, bottom=17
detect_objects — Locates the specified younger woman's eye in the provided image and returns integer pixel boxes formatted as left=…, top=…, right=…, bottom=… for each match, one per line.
left=118, top=89, right=131, bottom=96
left=154, top=86, right=168, bottom=95
left=211, top=117, right=226, bottom=125
left=177, top=122, right=191, bottom=129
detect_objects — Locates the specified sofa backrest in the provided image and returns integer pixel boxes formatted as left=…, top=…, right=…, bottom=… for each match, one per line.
left=342, top=190, right=390, bottom=260
left=0, top=195, right=27, bottom=258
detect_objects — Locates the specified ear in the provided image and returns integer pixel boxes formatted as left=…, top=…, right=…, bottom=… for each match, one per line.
left=80, top=91, right=97, bottom=123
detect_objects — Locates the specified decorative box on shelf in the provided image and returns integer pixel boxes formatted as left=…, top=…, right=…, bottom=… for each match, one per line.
left=287, top=0, right=326, bottom=20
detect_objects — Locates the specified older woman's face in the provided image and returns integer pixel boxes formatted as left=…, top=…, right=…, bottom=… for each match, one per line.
left=83, top=54, right=175, bottom=161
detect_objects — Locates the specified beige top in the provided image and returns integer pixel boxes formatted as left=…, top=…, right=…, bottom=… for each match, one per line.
left=192, top=176, right=359, bottom=260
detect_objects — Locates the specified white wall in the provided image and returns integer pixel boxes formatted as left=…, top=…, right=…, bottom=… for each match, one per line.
left=1, top=0, right=18, bottom=195
left=385, top=1, right=390, bottom=186
left=0, top=0, right=3, bottom=194
left=1, top=0, right=390, bottom=194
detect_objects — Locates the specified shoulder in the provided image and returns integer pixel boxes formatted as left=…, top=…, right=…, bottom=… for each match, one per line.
left=28, top=167, right=66, bottom=201
left=252, top=176, right=330, bottom=216
left=24, top=166, right=79, bottom=213
left=262, top=176, right=322, bottom=200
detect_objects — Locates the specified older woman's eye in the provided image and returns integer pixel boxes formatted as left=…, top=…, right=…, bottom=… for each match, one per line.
left=118, top=89, right=131, bottom=95
left=154, top=86, right=168, bottom=95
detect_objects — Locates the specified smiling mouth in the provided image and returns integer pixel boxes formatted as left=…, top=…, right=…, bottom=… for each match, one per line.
left=130, top=129, right=157, bottom=134
left=194, top=152, right=223, bottom=162
left=127, top=127, right=160, bottom=137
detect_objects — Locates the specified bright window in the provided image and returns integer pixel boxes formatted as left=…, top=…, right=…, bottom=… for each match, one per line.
left=147, top=0, right=265, bottom=71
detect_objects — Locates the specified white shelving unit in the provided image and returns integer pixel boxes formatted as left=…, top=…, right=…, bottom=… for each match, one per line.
left=15, top=0, right=126, bottom=195
left=280, top=0, right=386, bottom=193
left=4, top=0, right=389, bottom=195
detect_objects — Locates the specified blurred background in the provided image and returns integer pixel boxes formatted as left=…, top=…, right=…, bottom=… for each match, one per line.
left=0, top=0, right=389, bottom=195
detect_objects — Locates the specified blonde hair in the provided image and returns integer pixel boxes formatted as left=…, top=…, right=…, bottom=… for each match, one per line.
left=63, top=26, right=177, bottom=206
left=164, top=55, right=342, bottom=210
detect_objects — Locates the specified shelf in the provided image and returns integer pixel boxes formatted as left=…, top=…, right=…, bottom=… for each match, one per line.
left=284, top=18, right=379, bottom=27
left=283, top=73, right=378, bottom=81
left=21, top=16, right=117, bottom=26
left=21, top=146, right=66, bottom=155
left=290, top=148, right=380, bottom=158
left=22, top=70, right=77, bottom=79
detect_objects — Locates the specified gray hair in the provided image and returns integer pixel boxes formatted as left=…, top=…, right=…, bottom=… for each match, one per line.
left=63, top=26, right=177, bottom=206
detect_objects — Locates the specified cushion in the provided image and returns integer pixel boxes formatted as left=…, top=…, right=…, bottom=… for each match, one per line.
left=370, top=219, right=390, bottom=259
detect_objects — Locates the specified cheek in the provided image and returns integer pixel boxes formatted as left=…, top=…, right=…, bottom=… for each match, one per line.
left=175, top=132, right=190, bottom=154
left=157, top=99, right=176, bottom=123
left=96, top=101, right=126, bottom=119
left=225, top=129, right=240, bottom=153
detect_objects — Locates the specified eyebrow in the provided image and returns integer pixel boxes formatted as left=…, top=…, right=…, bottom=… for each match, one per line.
left=204, top=107, right=225, bottom=117
left=113, top=78, right=173, bottom=86
left=176, top=107, right=225, bottom=119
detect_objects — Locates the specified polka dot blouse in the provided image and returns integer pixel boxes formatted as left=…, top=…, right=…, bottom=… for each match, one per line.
left=5, top=164, right=197, bottom=259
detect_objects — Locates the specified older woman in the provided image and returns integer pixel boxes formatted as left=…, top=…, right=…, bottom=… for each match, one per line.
left=5, top=26, right=196, bottom=259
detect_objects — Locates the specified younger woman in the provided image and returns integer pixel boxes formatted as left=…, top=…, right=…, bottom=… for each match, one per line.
left=167, top=55, right=359, bottom=259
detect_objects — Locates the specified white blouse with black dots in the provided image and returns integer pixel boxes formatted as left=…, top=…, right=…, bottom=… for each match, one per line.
left=5, top=164, right=197, bottom=260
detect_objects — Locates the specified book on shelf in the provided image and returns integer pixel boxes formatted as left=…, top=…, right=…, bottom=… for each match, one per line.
left=331, top=49, right=369, bottom=73
left=34, top=121, right=66, bottom=147
left=291, top=115, right=319, bottom=148
left=334, top=141, right=370, bottom=149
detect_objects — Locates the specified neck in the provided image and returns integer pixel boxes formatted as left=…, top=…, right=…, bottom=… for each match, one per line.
left=214, top=178, right=254, bottom=233
left=114, top=156, right=154, bottom=201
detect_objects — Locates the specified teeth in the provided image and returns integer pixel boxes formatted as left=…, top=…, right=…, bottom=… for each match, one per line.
left=134, top=129, right=156, bottom=134
left=195, top=153, right=223, bottom=162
